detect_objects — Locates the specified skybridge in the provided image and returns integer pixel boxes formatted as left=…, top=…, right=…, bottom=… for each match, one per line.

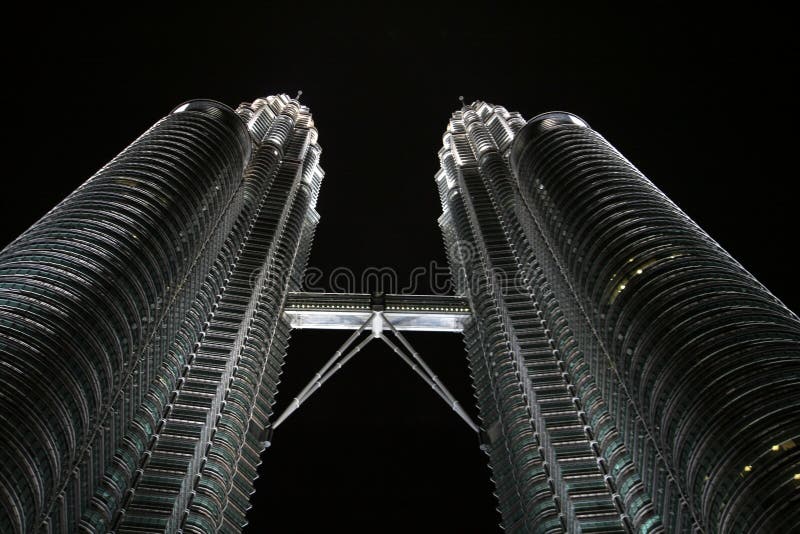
left=264, top=291, right=484, bottom=447
left=283, top=291, right=472, bottom=332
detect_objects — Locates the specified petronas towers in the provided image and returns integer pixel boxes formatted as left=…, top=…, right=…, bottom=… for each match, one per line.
left=1, top=94, right=798, bottom=533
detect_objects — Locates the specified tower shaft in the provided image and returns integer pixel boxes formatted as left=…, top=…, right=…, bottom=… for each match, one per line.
left=436, top=104, right=800, bottom=533
left=0, top=95, right=323, bottom=533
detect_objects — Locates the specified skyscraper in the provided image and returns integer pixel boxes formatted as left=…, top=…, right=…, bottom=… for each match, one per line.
left=436, top=102, right=800, bottom=532
left=0, top=95, right=323, bottom=533
left=1, top=94, right=798, bottom=534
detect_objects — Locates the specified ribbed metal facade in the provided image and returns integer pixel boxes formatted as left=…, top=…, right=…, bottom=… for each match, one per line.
left=509, top=112, right=800, bottom=533
left=2, top=93, right=798, bottom=534
left=0, top=94, right=323, bottom=533
left=437, top=104, right=800, bottom=533
left=437, top=102, right=641, bottom=533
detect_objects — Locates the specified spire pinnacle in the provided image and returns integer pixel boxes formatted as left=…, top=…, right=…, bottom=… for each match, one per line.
left=295, top=90, right=303, bottom=101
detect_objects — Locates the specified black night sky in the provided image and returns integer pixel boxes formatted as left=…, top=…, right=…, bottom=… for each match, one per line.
left=2, top=4, right=798, bottom=532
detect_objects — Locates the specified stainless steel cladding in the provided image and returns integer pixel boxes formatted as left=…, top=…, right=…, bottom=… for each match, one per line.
left=508, top=111, right=800, bottom=533
left=437, top=102, right=636, bottom=533
left=436, top=103, right=799, bottom=533
left=0, top=95, right=324, bottom=533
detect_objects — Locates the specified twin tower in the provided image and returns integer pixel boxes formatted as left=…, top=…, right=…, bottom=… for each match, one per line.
left=0, top=95, right=798, bottom=533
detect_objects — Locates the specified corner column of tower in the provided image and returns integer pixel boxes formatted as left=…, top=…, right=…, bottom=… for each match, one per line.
left=510, top=112, right=800, bottom=532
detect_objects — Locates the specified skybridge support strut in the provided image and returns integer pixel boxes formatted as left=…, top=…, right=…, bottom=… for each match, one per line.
left=263, top=294, right=481, bottom=447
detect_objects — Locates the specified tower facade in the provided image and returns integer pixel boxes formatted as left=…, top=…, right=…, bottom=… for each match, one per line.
left=0, top=95, right=323, bottom=532
left=436, top=103, right=800, bottom=532
left=1, top=95, right=798, bottom=534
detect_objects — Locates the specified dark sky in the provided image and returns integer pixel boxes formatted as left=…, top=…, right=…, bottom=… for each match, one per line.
left=3, top=4, right=798, bottom=532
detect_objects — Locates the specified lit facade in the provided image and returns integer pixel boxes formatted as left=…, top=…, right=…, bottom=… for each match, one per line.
left=436, top=103, right=800, bottom=532
left=1, top=95, right=798, bottom=534
left=0, top=95, right=323, bottom=532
